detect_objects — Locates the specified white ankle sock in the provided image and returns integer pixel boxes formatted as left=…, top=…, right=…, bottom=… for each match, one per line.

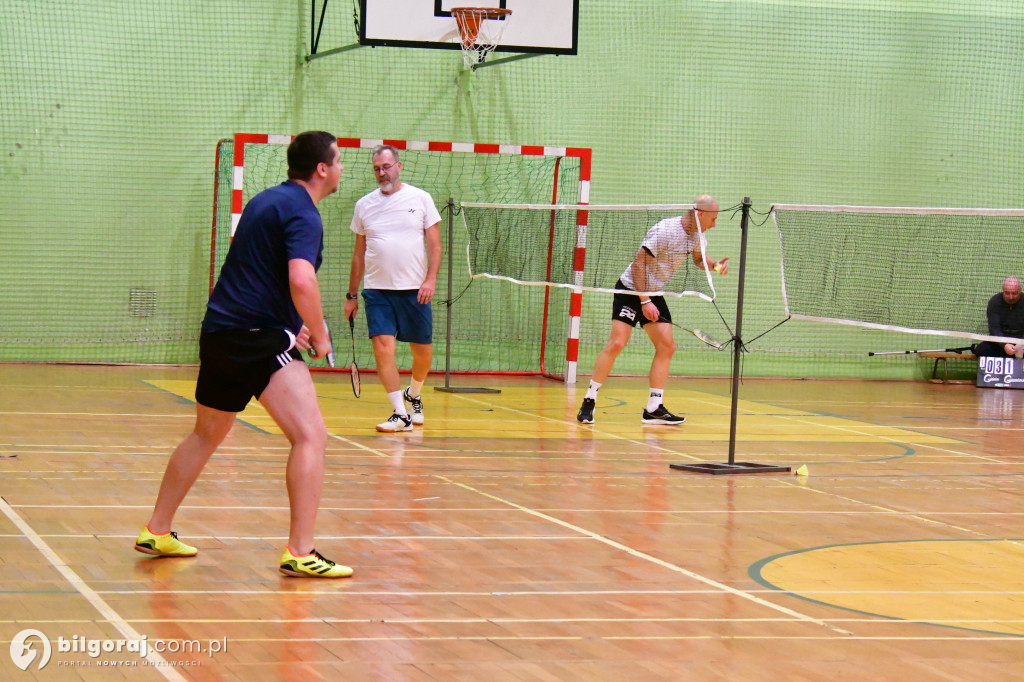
left=646, top=388, right=663, bottom=412
left=585, top=380, right=602, bottom=400
left=388, top=390, right=408, bottom=415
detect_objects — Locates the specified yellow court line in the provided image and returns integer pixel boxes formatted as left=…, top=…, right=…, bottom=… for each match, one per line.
left=144, top=380, right=962, bottom=445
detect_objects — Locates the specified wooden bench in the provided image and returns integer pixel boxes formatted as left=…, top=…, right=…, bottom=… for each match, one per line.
left=919, top=351, right=976, bottom=384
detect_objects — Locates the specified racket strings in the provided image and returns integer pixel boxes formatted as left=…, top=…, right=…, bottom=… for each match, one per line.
left=348, top=316, right=361, bottom=398
left=691, top=328, right=725, bottom=350
left=350, top=361, right=361, bottom=397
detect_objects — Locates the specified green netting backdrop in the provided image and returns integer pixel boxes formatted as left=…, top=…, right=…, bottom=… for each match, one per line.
left=2, top=1, right=1023, bottom=380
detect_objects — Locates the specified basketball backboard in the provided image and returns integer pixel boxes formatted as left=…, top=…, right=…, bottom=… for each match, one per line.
left=358, top=0, right=578, bottom=55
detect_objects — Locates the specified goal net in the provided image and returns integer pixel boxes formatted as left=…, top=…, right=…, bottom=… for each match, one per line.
left=771, top=204, right=1024, bottom=345
left=212, top=134, right=590, bottom=380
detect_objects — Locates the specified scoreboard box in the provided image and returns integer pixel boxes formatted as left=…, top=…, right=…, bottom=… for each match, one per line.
left=976, top=355, right=1024, bottom=389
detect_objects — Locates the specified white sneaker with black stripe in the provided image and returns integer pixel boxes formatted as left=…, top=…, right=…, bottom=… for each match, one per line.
left=403, top=388, right=424, bottom=425
left=376, top=412, right=413, bottom=432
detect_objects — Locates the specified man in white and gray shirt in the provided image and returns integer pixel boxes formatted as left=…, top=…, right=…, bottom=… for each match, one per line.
left=577, top=195, right=728, bottom=426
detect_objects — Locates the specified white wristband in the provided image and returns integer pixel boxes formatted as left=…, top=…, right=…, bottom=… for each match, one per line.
left=640, top=298, right=651, bottom=305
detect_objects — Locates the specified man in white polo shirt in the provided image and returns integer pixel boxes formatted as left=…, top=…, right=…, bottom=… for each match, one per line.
left=344, top=145, right=442, bottom=432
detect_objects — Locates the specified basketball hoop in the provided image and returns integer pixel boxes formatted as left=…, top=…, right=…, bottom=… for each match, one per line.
left=452, top=6, right=512, bottom=69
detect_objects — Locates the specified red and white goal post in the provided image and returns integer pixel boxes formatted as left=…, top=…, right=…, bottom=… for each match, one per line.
left=211, top=133, right=592, bottom=382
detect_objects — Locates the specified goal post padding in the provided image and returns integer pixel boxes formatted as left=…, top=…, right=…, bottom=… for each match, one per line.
left=212, top=134, right=590, bottom=379
left=772, top=204, right=1024, bottom=345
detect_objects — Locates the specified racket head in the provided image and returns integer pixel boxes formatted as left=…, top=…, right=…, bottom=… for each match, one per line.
left=347, top=313, right=359, bottom=397
left=691, top=328, right=724, bottom=350
left=350, top=361, right=361, bottom=398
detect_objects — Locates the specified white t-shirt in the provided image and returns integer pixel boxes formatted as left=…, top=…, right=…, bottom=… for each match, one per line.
left=350, top=183, right=442, bottom=290
left=618, top=216, right=705, bottom=291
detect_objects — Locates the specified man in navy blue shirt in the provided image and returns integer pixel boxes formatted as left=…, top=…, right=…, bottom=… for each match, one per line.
left=135, top=131, right=353, bottom=578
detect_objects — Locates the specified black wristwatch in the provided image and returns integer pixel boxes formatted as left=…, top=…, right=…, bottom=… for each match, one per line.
left=346, top=292, right=359, bottom=300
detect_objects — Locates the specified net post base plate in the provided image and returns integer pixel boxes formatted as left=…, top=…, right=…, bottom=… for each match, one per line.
left=434, top=387, right=502, bottom=394
left=669, top=462, right=791, bottom=475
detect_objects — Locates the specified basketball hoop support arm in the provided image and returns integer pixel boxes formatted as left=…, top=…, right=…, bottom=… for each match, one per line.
left=305, top=0, right=366, bottom=61
left=471, top=53, right=543, bottom=70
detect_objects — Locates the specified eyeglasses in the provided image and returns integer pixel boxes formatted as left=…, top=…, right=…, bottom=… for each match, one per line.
left=373, top=163, right=397, bottom=174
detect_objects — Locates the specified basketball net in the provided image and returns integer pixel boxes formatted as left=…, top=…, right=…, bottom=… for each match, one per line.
left=452, top=7, right=512, bottom=69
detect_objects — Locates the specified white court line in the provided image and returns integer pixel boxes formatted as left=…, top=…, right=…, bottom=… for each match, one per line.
left=10, top=505, right=1023, bottom=515
left=328, top=431, right=390, bottom=458
left=0, top=496, right=186, bottom=681
left=784, top=483, right=1019, bottom=539
left=5, top=616, right=1021, bottom=625
left=86, top=588, right=1024, bottom=597
left=435, top=475, right=854, bottom=636
left=0, top=411, right=193, bottom=418
left=106, top=634, right=1016, bottom=643
left=258, top=419, right=846, bottom=635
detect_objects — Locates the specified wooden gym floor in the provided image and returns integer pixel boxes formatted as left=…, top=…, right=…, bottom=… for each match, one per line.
left=1, top=363, right=1022, bottom=680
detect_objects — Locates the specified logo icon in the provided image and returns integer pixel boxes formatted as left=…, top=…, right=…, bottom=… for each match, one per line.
left=618, top=307, right=636, bottom=322
left=10, top=629, right=52, bottom=671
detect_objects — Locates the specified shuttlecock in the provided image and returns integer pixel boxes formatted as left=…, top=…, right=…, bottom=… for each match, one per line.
left=795, top=464, right=809, bottom=477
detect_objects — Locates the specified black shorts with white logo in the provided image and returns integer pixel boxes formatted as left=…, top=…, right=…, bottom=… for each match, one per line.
left=611, top=279, right=673, bottom=328
left=195, top=328, right=302, bottom=412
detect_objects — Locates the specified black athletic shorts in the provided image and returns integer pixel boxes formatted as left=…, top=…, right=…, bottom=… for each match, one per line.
left=611, top=279, right=672, bottom=328
left=195, top=328, right=303, bottom=412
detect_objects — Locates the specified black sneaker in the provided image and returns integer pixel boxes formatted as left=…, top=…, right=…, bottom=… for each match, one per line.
left=641, top=404, right=685, bottom=425
left=577, top=397, right=595, bottom=424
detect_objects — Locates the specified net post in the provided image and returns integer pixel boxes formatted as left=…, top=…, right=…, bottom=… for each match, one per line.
left=443, top=196, right=454, bottom=387
left=727, top=197, right=752, bottom=463
left=670, top=198, right=791, bottom=476
left=435, top=196, right=500, bottom=394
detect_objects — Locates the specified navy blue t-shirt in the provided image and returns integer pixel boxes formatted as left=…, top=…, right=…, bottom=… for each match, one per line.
left=203, top=181, right=324, bottom=333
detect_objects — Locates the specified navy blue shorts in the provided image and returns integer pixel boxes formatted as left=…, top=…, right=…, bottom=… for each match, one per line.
left=195, top=328, right=302, bottom=412
left=363, top=289, right=433, bottom=344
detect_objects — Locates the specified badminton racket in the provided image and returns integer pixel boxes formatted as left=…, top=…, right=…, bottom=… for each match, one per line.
left=667, top=321, right=725, bottom=350
left=348, top=315, right=360, bottom=398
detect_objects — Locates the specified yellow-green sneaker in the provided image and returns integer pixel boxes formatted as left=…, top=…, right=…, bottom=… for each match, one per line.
left=134, top=526, right=197, bottom=557
left=279, top=547, right=353, bottom=578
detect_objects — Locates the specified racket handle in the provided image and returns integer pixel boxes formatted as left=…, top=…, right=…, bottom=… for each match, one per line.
left=324, top=321, right=335, bottom=368
left=308, top=321, right=335, bottom=367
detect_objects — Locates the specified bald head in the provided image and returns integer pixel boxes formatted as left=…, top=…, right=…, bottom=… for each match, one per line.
left=1003, top=276, right=1022, bottom=304
left=695, top=194, right=718, bottom=212
left=692, top=194, right=719, bottom=232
